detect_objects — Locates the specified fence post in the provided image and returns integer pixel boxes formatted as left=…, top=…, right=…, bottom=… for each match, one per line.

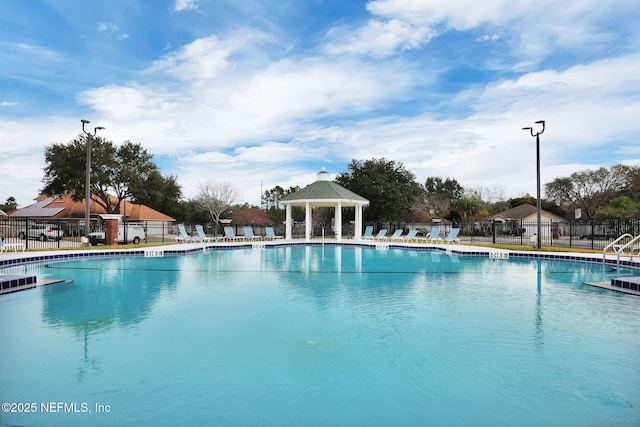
left=492, top=220, right=496, bottom=244
left=569, top=220, right=573, bottom=248
left=24, top=217, right=30, bottom=250
left=520, top=219, right=524, bottom=246
left=56, top=218, right=61, bottom=249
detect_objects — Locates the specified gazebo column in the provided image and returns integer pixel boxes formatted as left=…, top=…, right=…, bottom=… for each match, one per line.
left=354, top=205, right=363, bottom=239
left=335, top=201, right=342, bottom=241
left=305, top=201, right=312, bottom=241
left=285, top=204, right=292, bottom=240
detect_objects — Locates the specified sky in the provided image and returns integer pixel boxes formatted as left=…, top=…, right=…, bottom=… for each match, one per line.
left=1, top=0, right=640, bottom=209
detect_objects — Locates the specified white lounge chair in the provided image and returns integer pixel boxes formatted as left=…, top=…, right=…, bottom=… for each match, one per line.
left=224, top=226, right=245, bottom=241
left=382, top=229, right=403, bottom=240
left=264, top=227, right=283, bottom=240
left=426, top=227, right=441, bottom=243
left=195, top=225, right=217, bottom=243
left=402, top=230, right=419, bottom=242
left=373, top=229, right=387, bottom=239
left=362, top=226, right=374, bottom=239
left=438, top=228, right=460, bottom=244
left=0, top=236, right=25, bottom=252
left=243, top=226, right=262, bottom=241
left=176, top=224, right=197, bottom=243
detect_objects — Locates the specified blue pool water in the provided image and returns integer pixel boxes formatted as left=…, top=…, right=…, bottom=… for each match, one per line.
left=1, top=246, right=639, bottom=426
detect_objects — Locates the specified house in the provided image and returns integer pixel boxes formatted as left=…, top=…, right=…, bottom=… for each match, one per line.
left=485, top=203, right=565, bottom=236
left=9, top=193, right=175, bottom=238
left=230, top=208, right=276, bottom=225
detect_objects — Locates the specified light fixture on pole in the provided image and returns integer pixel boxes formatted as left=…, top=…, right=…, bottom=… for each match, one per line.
left=522, top=120, right=545, bottom=249
left=81, top=119, right=105, bottom=245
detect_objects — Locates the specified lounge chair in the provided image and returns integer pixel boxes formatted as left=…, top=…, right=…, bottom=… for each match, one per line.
left=402, top=229, right=419, bottom=242
left=383, top=229, right=403, bottom=241
left=373, top=229, right=387, bottom=239
left=0, top=236, right=25, bottom=252
left=425, top=226, right=441, bottom=243
left=176, top=224, right=197, bottom=243
left=243, top=226, right=262, bottom=241
left=439, top=228, right=460, bottom=244
left=362, top=226, right=374, bottom=239
left=224, top=226, right=245, bottom=241
left=195, top=225, right=217, bottom=243
left=264, top=227, right=283, bottom=240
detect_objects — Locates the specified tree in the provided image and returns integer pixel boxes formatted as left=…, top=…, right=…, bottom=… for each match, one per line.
left=452, top=194, right=488, bottom=221
left=172, top=200, right=210, bottom=225
left=545, top=166, right=628, bottom=218
left=128, top=171, right=182, bottom=219
left=335, top=158, right=422, bottom=222
left=194, top=181, right=239, bottom=227
left=42, top=135, right=162, bottom=214
left=0, top=196, right=18, bottom=213
left=624, top=165, right=640, bottom=200
left=262, top=185, right=301, bottom=223
left=417, top=177, right=463, bottom=218
left=595, top=196, right=640, bottom=219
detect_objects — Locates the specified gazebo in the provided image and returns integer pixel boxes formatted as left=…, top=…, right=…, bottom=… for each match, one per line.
left=280, top=168, right=369, bottom=241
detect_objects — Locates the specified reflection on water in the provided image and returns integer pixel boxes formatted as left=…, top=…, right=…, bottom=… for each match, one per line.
left=41, top=257, right=178, bottom=330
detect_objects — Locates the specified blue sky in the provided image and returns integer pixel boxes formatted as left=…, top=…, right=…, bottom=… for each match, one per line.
left=2, top=0, right=640, bottom=209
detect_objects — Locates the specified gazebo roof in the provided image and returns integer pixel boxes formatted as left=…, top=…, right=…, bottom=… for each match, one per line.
left=280, top=169, right=369, bottom=207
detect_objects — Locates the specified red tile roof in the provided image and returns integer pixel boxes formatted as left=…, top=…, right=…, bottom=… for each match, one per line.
left=10, top=193, right=175, bottom=222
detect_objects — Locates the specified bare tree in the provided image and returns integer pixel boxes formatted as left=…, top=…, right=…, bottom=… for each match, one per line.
left=194, top=181, right=239, bottom=229
left=468, top=185, right=507, bottom=212
left=545, top=166, right=628, bottom=218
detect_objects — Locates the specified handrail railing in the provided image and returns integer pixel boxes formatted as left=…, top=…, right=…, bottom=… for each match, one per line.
left=603, top=233, right=640, bottom=266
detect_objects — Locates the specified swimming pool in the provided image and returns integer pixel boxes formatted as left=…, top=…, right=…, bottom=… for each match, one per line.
left=1, top=246, right=639, bottom=426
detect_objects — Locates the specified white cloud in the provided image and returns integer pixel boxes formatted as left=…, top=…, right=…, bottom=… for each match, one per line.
left=326, top=0, right=637, bottom=66
left=77, top=28, right=417, bottom=157
left=325, top=18, right=436, bottom=57
left=174, top=0, right=199, bottom=12
left=366, top=0, right=513, bottom=28
left=477, top=34, right=500, bottom=42
left=97, top=22, right=118, bottom=32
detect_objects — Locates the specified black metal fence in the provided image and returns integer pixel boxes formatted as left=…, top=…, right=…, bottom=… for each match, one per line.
left=2, top=217, right=639, bottom=251
left=0, top=217, right=178, bottom=250
left=362, top=218, right=640, bottom=250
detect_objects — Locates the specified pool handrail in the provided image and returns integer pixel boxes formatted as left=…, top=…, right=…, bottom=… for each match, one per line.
left=603, top=233, right=640, bottom=266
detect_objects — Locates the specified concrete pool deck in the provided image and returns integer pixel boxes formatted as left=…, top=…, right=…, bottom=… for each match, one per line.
left=2, top=239, right=640, bottom=295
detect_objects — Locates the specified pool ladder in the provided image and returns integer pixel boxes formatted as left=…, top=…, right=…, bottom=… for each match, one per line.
left=603, top=233, right=640, bottom=268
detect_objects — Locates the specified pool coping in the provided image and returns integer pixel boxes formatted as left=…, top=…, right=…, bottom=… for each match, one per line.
left=2, top=239, right=639, bottom=295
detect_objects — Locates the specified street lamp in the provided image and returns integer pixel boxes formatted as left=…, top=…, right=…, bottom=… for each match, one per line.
left=81, top=119, right=105, bottom=245
left=522, top=120, right=545, bottom=249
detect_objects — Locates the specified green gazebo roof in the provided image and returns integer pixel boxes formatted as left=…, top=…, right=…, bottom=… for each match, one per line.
left=280, top=170, right=369, bottom=207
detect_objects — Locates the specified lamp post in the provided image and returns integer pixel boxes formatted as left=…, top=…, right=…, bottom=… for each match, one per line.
left=522, top=120, right=545, bottom=249
left=81, top=119, right=105, bottom=245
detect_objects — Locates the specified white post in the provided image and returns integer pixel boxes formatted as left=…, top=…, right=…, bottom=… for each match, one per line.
left=285, top=204, right=292, bottom=240
left=305, top=201, right=312, bottom=242
left=335, top=201, right=342, bottom=241
left=355, top=205, right=363, bottom=239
